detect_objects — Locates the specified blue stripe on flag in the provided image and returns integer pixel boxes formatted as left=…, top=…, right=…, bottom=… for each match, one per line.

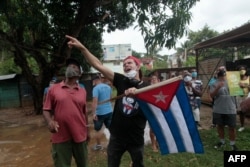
left=139, top=102, right=170, bottom=154
left=137, top=81, right=204, bottom=155
left=163, top=106, right=186, bottom=152
left=176, top=82, right=204, bottom=153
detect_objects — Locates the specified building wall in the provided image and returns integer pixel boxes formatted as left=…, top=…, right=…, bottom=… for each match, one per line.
left=90, top=61, right=124, bottom=74
left=0, top=78, right=20, bottom=108
left=0, top=74, right=34, bottom=109
left=90, top=44, right=133, bottom=74
left=102, top=44, right=132, bottom=61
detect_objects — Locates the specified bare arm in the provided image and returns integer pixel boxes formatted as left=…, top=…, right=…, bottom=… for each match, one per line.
left=92, top=97, right=98, bottom=120
left=65, top=35, right=114, bottom=82
left=43, top=110, right=59, bottom=133
left=209, top=82, right=224, bottom=98
left=84, top=104, right=90, bottom=142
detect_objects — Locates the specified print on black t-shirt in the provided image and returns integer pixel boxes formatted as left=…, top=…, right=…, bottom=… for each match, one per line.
left=122, top=96, right=139, bottom=116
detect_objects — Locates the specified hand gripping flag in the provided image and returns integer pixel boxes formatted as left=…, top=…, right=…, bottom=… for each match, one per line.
left=136, top=79, right=204, bottom=155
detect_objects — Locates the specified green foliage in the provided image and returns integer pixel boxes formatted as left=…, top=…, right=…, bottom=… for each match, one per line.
left=141, top=65, right=151, bottom=77
left=0, top=0, right=199, bottom=114
left=82, top=126, right=250, bottom=167
left=136, top=0, right=198, bottom=49
left=26, top=57, right=39, bottom=74
left=0, top=58, right=21, bottom=75
left=176, top=25, right=229, bottom=64
left=188, top=25, right=219, bottom=46
left=132, top=50, right=142, bottom=58
left=153, top=58, right=168, bottom=69
left=0, top=0, right=199, bottom=73
left=183, top=55, right=196, bottom=67
left=0, top=56, right=39, bottom=75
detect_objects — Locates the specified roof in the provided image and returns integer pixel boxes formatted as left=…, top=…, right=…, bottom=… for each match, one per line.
left=0, top=74, right=17, bottom=81
left=194, top=22, right=250, bottom=50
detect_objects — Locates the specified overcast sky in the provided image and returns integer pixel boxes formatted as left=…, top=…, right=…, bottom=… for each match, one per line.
left=102, top=0, right=250, bottom=55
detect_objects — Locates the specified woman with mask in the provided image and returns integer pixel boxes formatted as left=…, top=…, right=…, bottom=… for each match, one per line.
left=190, top=69, right=203, bottom=129
left=236, top=65, right=249, bottom=132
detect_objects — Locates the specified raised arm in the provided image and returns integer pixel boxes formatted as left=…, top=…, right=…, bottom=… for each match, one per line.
left=65, top=35, right=114, bottom=82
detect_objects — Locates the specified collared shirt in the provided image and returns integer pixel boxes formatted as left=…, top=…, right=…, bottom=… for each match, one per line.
left=43, top=81, right=87, bottom=143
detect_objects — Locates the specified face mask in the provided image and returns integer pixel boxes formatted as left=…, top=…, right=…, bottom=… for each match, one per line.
left=125, top=70, right=137, bottom=79
left=65, top=66, right=79, bottom=78
left=217, top=70, right=226, bottom=77
left=184, top=75, right=192, bottom=82
left=240, top=70, right=246, bottom=75
left=191, top=71, right=197, bottom=78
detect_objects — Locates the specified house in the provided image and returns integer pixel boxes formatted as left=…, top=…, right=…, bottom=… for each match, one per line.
left=91, top=44, right=132, bottom=73
left=0, top=74, right=33, bottom=108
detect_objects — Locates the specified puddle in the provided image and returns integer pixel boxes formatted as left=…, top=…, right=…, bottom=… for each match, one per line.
left=0, top=140, right=22, bottom=144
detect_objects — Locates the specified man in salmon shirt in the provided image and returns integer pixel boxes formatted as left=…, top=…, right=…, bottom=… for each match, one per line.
left=43, top=58, right=90, bottom=167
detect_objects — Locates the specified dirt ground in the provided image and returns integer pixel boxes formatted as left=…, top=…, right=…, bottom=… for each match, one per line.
left=0, top=104, right=249, bottom=167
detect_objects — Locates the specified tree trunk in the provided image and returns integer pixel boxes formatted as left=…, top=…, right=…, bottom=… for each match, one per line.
left=13, top=45, right=54, bottom=115
left=32, top=85, right=44, bottom=115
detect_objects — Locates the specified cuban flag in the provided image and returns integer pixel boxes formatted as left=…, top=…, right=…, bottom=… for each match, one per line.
left=136, top=79, right=204, bottom=155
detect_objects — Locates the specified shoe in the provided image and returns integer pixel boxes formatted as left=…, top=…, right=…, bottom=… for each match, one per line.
left=152, top=145, right=158, bottom=152
left=231, top=145, right=238, bottom=151
left=93, top=145, right=103, bottom=151
left=210, top=124, right=216, bottom=128
left=214, top=142, right=225, bottom=149
left=238, top=127, right=245, bottom=132
left=197, top=124, right=202, bottom=130
left=152, top=147, right=158, bottom=152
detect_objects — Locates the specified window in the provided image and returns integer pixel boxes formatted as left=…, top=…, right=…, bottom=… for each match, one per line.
left=109, top=47, right=115, bottom=52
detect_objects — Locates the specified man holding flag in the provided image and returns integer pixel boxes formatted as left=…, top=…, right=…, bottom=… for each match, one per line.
left=65, top=35, right=204, bottom=166
left=66, top=35, right=149, bottom=167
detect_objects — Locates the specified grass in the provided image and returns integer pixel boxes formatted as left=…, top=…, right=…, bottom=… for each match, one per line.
left=84, top=126, right=250, bottom=167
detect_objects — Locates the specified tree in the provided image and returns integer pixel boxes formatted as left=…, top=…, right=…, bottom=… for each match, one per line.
left=188, top=24, right=219, bottom=46
left=132, top=50, right=142, bottom=58
left=176, top=25, right=220, bottom=66
left=0, top=0, right=199, bottom=114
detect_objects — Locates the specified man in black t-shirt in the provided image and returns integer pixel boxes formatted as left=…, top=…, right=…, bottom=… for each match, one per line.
left=66, top=35, right=148, bottom=167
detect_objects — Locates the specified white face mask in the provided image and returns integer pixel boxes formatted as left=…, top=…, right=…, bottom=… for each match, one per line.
left=65, top=66, right=80, bottom=78
left=125, top=70, right=137, bottom=79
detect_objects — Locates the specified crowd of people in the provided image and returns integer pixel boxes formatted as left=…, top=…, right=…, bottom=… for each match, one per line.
left=183, top=65, right=250, bottom=151
left=41, top=35, right=250, bottom=167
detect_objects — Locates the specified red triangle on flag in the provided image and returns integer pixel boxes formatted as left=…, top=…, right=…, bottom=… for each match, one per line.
left=135, top=80, right=181, bottom=111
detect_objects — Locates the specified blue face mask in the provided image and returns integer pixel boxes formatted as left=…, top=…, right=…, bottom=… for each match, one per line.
left=191, top=71, right=197, bottom=78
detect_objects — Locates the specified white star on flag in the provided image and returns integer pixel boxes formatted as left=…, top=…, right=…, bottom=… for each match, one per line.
left=153, top=91, right=168, bottom=103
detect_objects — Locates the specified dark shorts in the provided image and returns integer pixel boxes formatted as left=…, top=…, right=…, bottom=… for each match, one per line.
left=213, top=113, right=236, bottom=127
left=93, top=112, right=112, bottom=131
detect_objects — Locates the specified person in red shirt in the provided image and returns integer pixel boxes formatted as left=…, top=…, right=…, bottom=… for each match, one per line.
left=43, top=58, right=90, bottom=167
